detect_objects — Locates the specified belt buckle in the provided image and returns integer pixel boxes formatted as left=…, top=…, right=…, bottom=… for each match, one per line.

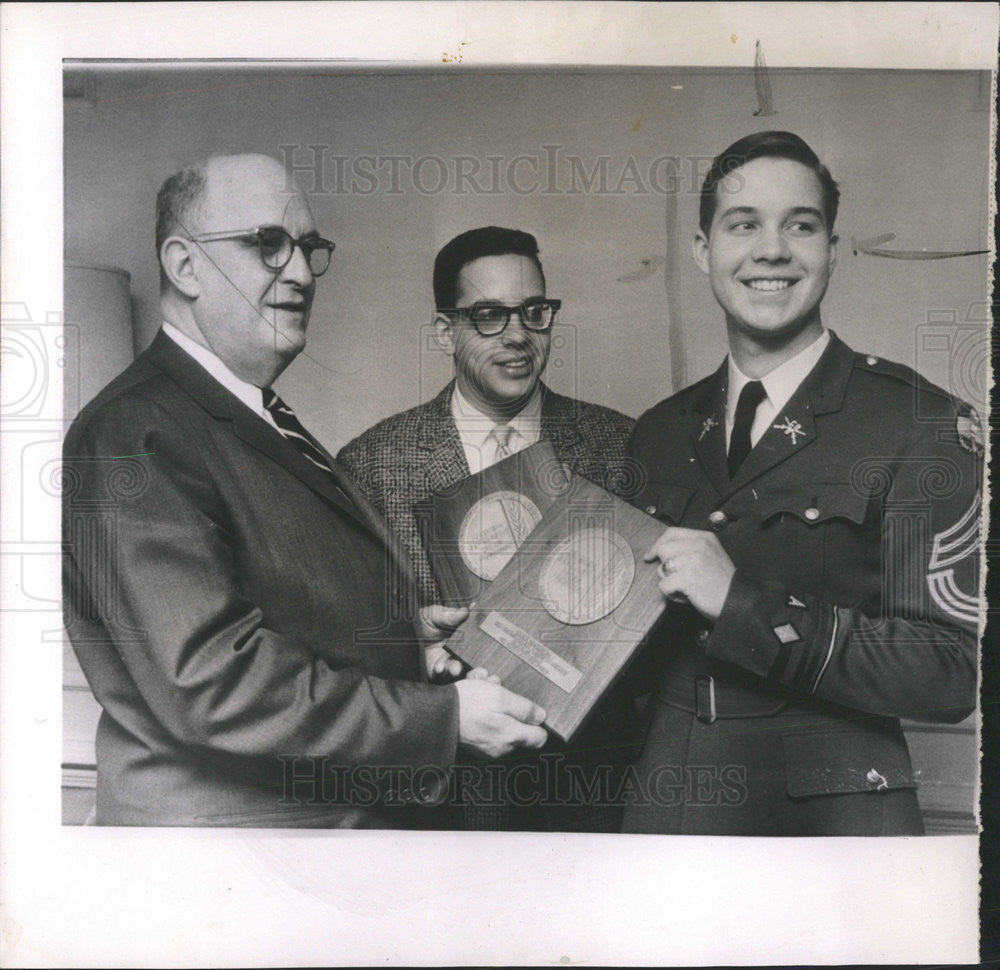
left=695, top=674, right=717, bottom=724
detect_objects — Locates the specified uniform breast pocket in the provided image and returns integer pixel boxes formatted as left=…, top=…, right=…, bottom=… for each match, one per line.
left=635, top=482, right=697, bottom=526
left=745, top=483, right=874, bottom=592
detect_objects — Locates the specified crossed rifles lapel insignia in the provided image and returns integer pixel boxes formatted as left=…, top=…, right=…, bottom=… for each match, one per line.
left=773, top=416, right=806, bottom=445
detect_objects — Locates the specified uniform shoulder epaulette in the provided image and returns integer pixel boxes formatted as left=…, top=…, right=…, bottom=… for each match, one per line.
left=854, top=351, right=966, bottom=403
left=854, top=351, right=984, bottom=456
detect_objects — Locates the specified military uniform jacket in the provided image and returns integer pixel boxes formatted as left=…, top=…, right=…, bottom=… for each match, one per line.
left=625, top=332, right=981, bottom=834
left=63, top=331, right=459, bottom=827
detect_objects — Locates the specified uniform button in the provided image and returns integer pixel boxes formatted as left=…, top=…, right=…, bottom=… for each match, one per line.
left=866, top=768, right=888, bottom=789
left=645, top=504, right=657, bottom=516
left=804, top=507, right=820, bottom=521
left=866, top=355, right=878, bottom=366
left=696, top=629, right=710, bottom=643
left=707, top=510, right=728, bottom=530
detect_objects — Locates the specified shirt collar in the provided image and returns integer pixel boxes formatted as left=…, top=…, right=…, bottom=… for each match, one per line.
left=162, top=322, right=267, bottom=419
left=727, top=329, right=830, bottom=420
left=450, top=381, right=543, bottom=448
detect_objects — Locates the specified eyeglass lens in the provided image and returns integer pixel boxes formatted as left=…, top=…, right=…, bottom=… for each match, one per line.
left=258, top=228, right=333, bottom=276
left=469, top=302, right=557, bottom=335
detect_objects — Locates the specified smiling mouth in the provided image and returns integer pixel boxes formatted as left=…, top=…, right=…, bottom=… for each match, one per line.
left=494, top=355, right=531, bottom=371
left=743, top=279, right=796, bottom=292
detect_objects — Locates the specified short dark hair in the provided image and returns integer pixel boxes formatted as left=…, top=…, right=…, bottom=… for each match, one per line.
left=155, top=163, right=207, bottom=289
left=433, top=226, right=544, bottom=309
left=699, top=131, right=840, bottom=236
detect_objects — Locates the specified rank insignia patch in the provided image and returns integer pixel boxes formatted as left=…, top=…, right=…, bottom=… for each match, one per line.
left=927, top=495, right=981, bottom=626
left=787, top=594, right=806, bottom=609
left=773, top=623, right=801, bottom=644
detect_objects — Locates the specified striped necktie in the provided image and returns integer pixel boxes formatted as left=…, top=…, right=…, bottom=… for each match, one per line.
left=262, top=389, right=352, bottom=503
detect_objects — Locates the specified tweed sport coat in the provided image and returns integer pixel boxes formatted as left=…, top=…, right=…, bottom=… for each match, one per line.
left=63, top=330, right=459, bottom=827
left=338, top=382, right=637, bottom=605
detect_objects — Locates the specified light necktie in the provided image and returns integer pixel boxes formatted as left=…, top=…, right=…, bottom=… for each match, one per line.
left=262, top=388, right=353, bottom=504
left=491, top=424, right=514, bottom=464
left=727, top=380, right=767, bottom=478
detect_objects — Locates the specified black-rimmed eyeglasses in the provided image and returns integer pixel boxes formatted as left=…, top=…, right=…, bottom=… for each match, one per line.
left=448, top=299, right=562, bottom=336
left=190, top=226, right=336, bottom=277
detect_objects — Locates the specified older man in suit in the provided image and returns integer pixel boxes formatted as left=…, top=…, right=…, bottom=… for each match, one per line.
left=338, top=226, right=637, bottom=831
left=62, top=155, right=548, bottom=827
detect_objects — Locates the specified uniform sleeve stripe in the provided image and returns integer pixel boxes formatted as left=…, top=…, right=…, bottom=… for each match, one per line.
left=810, top=606, right=839, bottom=694
left=931, top=495, right=981, bottom=567
left=928, top=572, right=981, bottom=626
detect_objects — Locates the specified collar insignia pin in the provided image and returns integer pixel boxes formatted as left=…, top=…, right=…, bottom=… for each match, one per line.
left=774, top=416, right=805, bottom=445
left=699, top=416, right=718, bottom=441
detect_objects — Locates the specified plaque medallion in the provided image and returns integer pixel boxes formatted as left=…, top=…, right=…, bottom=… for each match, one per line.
left=459, top=490, right=543, bottom=580
left=539, top=526, right=635, bottom=625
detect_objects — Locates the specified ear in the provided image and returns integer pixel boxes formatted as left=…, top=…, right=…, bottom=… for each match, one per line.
left=434, top=312, right=457, bottom=356
left=692, top=230, right=711, bottom=276
left=160, top=236, right=201, bottom=299
left=828, top=233, right=839, bottom=276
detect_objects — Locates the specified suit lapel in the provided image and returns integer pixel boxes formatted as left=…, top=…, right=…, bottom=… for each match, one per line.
left=723, top=332, right=853, bottom=497
left=146, top=330, right=374, bottom=531
left=691, top=362, right=730, bottom=497
left=230, top=411, right=366, bottom=524
left=540, top=386, right=584, bottom=462
left=417, top=383, right=470, bottom=493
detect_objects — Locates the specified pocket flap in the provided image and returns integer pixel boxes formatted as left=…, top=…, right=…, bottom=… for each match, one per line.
left=783, top=729, right=916, bottom=797
left=740, top=483, right=870, bottom=527
left=636, top=482, right=696, bottom=524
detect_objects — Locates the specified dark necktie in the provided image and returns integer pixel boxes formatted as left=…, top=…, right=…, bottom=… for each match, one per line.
left=727, top=380, right=767, bottom=478
left=262, top=388, right=353, bottom=505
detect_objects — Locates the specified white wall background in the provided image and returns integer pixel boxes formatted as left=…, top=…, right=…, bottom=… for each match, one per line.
left=65, top=66, right=991, bottom=447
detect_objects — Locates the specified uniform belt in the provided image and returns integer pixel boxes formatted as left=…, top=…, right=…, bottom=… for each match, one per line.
left=655, top=674, right=791, bottom=720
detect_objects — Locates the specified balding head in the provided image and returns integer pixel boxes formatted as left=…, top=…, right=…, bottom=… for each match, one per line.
left=157, top=153, right=321, bottom=387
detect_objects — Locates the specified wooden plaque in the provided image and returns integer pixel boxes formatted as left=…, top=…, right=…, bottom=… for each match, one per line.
left=412, top=440, right=570, bottom=606
left=444, top=475, right=667, bottom=743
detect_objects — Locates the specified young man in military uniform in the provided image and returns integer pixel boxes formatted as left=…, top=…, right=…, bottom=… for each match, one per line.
left=625, top=131, right=981, bottom=835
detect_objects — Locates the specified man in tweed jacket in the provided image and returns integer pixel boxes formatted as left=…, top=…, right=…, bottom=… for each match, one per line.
left=339, top=227, right=636, bottom=831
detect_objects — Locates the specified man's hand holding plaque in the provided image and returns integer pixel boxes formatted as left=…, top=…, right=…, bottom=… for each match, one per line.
left=417, top=448, right=665, bottom=743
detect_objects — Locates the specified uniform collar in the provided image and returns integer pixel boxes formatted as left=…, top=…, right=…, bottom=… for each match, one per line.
left=726, top=329, right=830, bottom=426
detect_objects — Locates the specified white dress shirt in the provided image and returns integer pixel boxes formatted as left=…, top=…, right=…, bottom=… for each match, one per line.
left=162, top=322, right=278, bottom=431
left=450, top=383, right=543, bottom=474
left=726, top=330, right=830, bottom=450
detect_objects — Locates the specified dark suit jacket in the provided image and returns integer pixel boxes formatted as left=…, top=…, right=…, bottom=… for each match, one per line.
left=338, top=382, right=637, bottom=605
left=63, top=330, right=459, bottom=827
left=623, top=332, right=981, bottom=835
